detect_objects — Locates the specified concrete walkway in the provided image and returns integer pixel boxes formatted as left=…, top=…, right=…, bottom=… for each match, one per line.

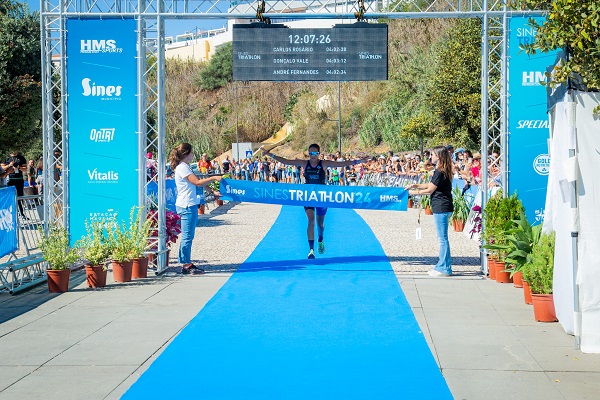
left=1, top=202, right=599, bottom=399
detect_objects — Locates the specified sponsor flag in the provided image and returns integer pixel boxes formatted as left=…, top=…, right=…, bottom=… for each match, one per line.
left=66, top=19, right=138, bottom=242
left=508, top=17, right=559, bottom=223
left=0, top=187, right=18, bottom=257
left=219, top=179, right=409, bottom=211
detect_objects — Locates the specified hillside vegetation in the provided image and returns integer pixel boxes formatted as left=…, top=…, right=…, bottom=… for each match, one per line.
left=167, top=18, right=483, bottom=159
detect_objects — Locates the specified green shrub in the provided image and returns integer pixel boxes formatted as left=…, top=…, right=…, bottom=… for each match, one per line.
left=39, top=225, right=80, bottom=270
left=522, top=231, right=556, bottom=295
left=76, top=219, right=112, bottom=268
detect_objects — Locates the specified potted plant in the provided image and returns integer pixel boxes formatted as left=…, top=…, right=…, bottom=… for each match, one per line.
left=128, top=207, right=154, bottom=279
left=77, top=219, right=112, bottom=288
left=39, top=224, right=80, bottom=293
left=107, top=215, right=136, bottom=283
left=451, top=186, right=470, bottom=232
left=522, top=231, right=557, bottom=322
left=420, top=194, right=432, bottom=215
left=482, top=190, right=523, bottom=281
left=502, top=212, right=542, bottom=288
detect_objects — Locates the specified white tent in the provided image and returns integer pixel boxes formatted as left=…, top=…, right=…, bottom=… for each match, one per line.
left=545, top=89, right=600, bottom=353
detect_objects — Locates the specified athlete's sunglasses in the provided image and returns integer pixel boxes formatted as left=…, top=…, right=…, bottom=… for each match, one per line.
left=308, top=151, right=320, bottom=156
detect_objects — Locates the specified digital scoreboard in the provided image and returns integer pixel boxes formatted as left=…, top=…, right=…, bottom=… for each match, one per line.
left=232, top=23, right=388, bottom=82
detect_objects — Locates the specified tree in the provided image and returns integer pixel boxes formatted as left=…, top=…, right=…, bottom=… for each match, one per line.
left=426, top=18, right=483, bottom=149
left=510, top=0, right=600, bottom=91
left=0, top=0, right=42, bottom=155
left=196, top=42, right=233, bottom=91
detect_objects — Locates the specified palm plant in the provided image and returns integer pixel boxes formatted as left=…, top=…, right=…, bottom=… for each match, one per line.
left=451, top=186, right=470, bottom=222
left=483, top=211, right=542, bottom=277
left=419, top=194, right=430, bottom=209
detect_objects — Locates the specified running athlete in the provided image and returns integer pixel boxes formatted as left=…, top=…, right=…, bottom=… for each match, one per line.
left=260, top=144, right=368, bottom=259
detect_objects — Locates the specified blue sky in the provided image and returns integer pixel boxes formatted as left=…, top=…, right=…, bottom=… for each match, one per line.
left=25, top=0, right=227, bottom=37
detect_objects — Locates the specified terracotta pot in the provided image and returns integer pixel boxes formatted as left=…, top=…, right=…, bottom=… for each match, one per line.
left=531, top=294, right=558, bottom=322
left=487, top=257, right=497, bottom=280
left=47, top=268, right=71, bottom=293
left=216, top=196, right=224, bottom=206
left=85, top=264, right=107, bottom=288
left=512, top=270, right=524, bottom=288
left=523, top=281, right=533, bottom=305
left=112, top=260, right=133, bottom=283
left=132, top=257, right=149, bottom=279
left=495, top=261, right=512, bottom=283
left=453, top=219, right=465, bottom=232
left=198, top=204, right=206, bottom=215
left=407, top=198, right=414, bottom=209
left=424, top=205, right=433, bottom=215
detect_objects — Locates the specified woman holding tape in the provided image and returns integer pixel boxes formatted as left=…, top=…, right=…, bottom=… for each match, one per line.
left=260, top=144, right=368, bottom=259
left=169, top=143, right=222, bottom=274
left=406, top=146, right=454, bottom=277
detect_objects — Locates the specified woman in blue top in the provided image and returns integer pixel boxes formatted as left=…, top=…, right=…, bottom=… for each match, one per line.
left=169, top=143, right=222, bottom=274
left=406, top=146, right=455, bottom=276
left=260, top=144, right=368, bottom=259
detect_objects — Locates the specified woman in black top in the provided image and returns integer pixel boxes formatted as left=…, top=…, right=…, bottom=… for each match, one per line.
left=406, top=146, right=454, bottom=276
left=260, top=144, right=368, bottom=259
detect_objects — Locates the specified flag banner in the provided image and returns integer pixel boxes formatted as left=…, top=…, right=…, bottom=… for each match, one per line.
left=0, top=187, right=18, bottom=257
left=66, top=18, right=138, bottom=242
left=508, top=17, right=559, bottom=223
left=219, top=179, right=408, bottom=211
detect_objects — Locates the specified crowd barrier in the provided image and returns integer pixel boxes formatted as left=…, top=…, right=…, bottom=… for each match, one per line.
left=0, top=193, right=48, bottom=294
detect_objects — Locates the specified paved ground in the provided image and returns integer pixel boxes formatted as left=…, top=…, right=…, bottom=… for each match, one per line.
left=1, top=201, right=599, bottom=399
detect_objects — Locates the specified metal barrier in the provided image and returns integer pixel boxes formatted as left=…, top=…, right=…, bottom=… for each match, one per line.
left=0, top=194, right=47, bottom=294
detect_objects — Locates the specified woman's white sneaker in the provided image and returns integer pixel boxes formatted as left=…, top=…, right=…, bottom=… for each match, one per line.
left=428, top=270, right=451, bottom=277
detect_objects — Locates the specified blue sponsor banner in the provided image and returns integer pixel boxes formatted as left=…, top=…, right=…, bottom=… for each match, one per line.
left=0, top=187, right=18, bottom=257
left=219, top=179, right=408, bottom=211
left=66, top=19, right=138, bottom=242
left=508, top=17, right=558, bottom=223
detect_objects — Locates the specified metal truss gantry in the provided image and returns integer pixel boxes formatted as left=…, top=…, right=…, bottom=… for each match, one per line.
left=40, top=0, right=544, bottom=273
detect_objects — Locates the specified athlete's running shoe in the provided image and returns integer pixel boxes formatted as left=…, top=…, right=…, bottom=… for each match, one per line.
left=318, top=241, right=325, bottom=254
left=307, top=249, right=316, bottom=259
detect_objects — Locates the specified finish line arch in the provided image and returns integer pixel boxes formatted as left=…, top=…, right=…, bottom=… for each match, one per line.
left=40, top=0, right=545, bottom=273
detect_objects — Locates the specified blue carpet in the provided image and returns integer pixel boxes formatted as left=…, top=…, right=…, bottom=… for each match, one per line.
left=123, top=206, right=453, bottom=399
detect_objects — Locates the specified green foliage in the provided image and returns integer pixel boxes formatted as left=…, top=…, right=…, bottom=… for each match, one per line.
left=419, top=194, right=430, bottom=209
left=505, top=213, right=543, bottom=275
left=510, top=0, right=600, bottom=96
left=129, top=207, right=154, bottom=259
left=482, top=191, right=525, bottom=258
left=427, top=18, right=483, bottom=149
left=76, top=219, right=112, bottom=268
left=522, top=231, right=556, bottom=294
left=284, top=89, right=306, bottom=123
left=0, top=1, right=42, bottom=154
left=39, top=225, right=80, bottom=270
left=197, top=42, right=232, bottom=90
left=106, top=207, right=150, bottom=262
left=484, top=211, right=542, bottom=276
left=451, top=186, right=470, bottom=222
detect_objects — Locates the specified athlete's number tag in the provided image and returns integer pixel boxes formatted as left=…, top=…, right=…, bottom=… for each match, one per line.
left=415, top=225, right=422, bottom=240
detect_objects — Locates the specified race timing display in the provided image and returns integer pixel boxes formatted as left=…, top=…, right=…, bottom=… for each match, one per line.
left=232, top=23, right=388, bottom=82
